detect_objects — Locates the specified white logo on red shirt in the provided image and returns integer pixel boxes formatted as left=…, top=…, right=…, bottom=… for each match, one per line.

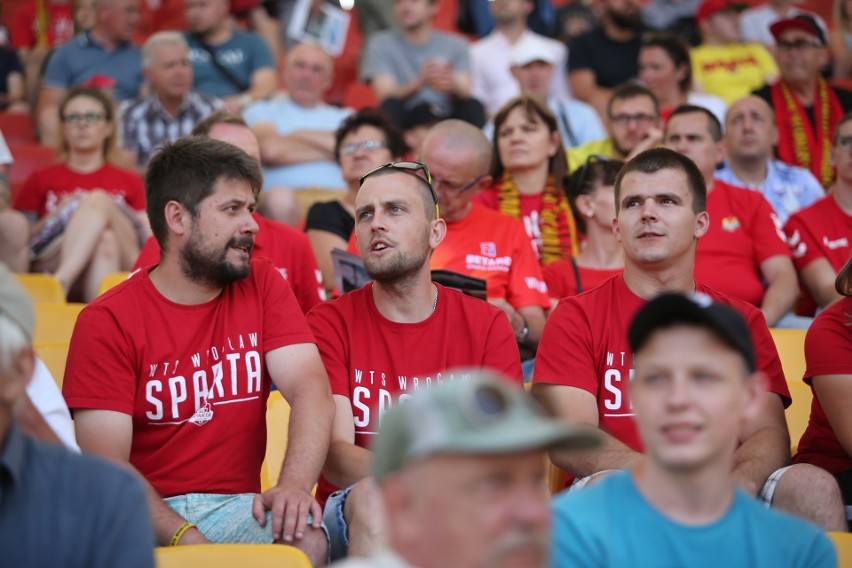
left=824, top=236, right=849, bottom=250
left=465, top=254, right=513, bottom=273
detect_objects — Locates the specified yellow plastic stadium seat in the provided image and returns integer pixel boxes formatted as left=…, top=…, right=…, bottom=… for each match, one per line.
left=769, top=328, right=807, bottom=384
left=35, top=342, right=71, bottom=389
left=260, top=391, right=291, bottom=492
left=33, top=303, right=86, bottom=345
left=155, top=544, right=311, bottom=568
left=829, top=532, right=852, bottom=567
left=97, top=271, right=130, bottom=297
left=14, top=273, right=66, bottom=304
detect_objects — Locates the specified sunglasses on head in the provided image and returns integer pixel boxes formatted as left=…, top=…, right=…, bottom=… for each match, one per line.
left=359, top=161, right=440, bottom=219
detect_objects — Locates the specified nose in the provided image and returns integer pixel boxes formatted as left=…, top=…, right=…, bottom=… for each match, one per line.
left=639, top=198, right=658, bottom=220
left=244, top=212, right=259, bottom=234
left=664, top=377, right=692, bottom=410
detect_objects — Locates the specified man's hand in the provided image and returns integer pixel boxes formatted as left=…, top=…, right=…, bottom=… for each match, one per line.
left=252, top=485, right=323, bottom=543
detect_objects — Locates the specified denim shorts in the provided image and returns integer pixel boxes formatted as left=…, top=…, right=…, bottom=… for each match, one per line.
left=164, top=493, right=329, bottom=545
left=322, top=485, right=355, bottom=562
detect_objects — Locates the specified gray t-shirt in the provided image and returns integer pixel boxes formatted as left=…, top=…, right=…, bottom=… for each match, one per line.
left=361, top=30, right=470, bottom=115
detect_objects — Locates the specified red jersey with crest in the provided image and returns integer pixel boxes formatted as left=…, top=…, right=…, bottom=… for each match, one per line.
left=474, top=188, right=546, bottom=260
left=307, top=282, right=523, bottom=506
left=534, top=275, right=790, bottom=454
left=784, top=194, right=852, bottom=276
left=695, top=180, right=791, bottom=307
left=794, top=296, right=852, bottom=474
left=133, top=213, right=324, bottom=314
left=63, top=258, right=316, bottom=498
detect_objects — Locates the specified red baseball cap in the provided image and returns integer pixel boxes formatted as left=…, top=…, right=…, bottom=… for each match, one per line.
left=769, top=14, right=827, bottom=45
left=695, top=0, right=746, bottom=24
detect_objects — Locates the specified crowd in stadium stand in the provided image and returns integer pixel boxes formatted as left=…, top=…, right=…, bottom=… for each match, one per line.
left=1, top=0, right=852, bottom=566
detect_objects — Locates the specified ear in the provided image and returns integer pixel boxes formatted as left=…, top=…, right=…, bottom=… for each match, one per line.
left=675, top=62, right=689, bottom=83
left=612, top=215, right=623, bottom=243
left=715, top=139, right=727, bottom=165
left=164, top=200, right=191, bottom=238
left=510, top=66, right=522, bottom=82
left=469, top=174, right=493, bottom=197
left=430, top=217, right=447, bottom=250
left=694, top=210, right=710, bottom=239
left=740, top=371, right=768, bottom=425
left=575, top=193, right=594, bottom=218
left=548, top=130, right=560, bottom=157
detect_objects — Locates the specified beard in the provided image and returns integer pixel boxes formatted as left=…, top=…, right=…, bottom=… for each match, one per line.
left=180, top=226, right=254, bottom=288
left=363, top=235, right=431, bottom=285
left=608, top=7, right=643, bottom=32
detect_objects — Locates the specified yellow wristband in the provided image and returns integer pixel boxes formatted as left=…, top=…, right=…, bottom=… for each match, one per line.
left=170, top=522, right=195, bottom=546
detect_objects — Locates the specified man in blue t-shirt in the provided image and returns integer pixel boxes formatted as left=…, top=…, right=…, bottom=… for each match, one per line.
left=184, top=0, right=276, bottom=113
left=551, top=292, right=836, bottom=568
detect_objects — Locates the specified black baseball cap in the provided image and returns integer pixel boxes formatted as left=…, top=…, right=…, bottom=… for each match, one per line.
left=628, top=292, right=756, bottom=373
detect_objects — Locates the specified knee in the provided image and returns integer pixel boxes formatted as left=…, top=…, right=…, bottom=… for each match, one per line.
left=95, top=229, right=120, bottom=260
left=344, top=478, right=384, bottom=532
left=776, top=464, right=842, bottom=505
left=293, top=525, right=329, bottom=566
left=0, top=210, right=30, bottom=246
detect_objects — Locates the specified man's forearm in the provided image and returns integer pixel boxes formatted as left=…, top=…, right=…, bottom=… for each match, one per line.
left=277, top=378, right=334, bottom=492
left=551, top=425, right=642, bottom=479
left=731, top=425, right=791, bottom=496
left=760, top=274, right=798, bottom=327
left=323, top=440, right=372, bottom=489
left=260, top=136, right=335, bottom=166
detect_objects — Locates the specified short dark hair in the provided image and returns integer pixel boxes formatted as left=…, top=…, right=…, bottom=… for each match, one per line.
left=334, top=107, right=408, bottom=161
left=191, top=110, right=248, bottom=137
left=668, top=104, right=723, bottom=142
left=490, top=96, right=567, bottom=187
left=607, top=82, right=660, bottom=118
left=566, top=157, right=624, bottom=233
left=146, top=137, right=263, bottom=249
left=641, top=33, right=693, bottom=94
left=834, top=111, right=852, bottom=144
left=614, top=148, right=707, bottom=214
left=836, top=252, right=852, bottom=297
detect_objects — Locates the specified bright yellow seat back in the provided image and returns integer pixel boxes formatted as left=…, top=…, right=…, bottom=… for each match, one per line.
left=829, top=532, right=852, bottom=567
left=33, top=303, right=86, bottom=345
left=260, top=391, right=291, bottom=492
left=35, top=342, right=71, bottom=389
left=14, top=273, right=65, bottom=304
left=97, top=271, right=131, bottom=297
left=155, top=544, right=311, bottom=568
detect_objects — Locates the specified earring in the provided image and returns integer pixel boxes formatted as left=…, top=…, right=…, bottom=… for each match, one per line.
left=586, top=211, right=594, bottom=218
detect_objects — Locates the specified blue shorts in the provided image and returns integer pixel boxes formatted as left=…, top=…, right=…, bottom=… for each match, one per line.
left=322, top=485, right=354, bottom=562
left=164, top=493, right=329, bottom=545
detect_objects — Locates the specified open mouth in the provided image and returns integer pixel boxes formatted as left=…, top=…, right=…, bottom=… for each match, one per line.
left=229, top=240, right=253, bottom=256
left=372, top=240, right=391, bottom=252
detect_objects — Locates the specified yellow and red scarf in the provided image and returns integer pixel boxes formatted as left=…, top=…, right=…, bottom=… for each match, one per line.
left=771, top=77, right=843, bottom=188
left=497, top=171, right=579, bottom=265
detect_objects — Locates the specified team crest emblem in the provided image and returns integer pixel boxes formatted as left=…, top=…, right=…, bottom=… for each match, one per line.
left=721, top=216, right=740, bottom=232
left=188, top=403, right=213, bottom=426
left=480, top=242, right=497, bottom=257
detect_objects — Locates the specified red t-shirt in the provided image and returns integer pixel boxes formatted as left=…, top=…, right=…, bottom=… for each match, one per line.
left=695, top=180, right=791, bottom=307
left=794, top=296, right=852, bottom=474
left=534, top=275, right=789, bottom=455
left=543, top=259, right=623, bottom=299
left=431, top=203, right=550, bottom=310
left=784, top=194, right=852, bottom=275
left=11, top=3, right=73, bottom=49
left=133, top=213, right=324, bottom=314
left=13, top=162, right=146, bottom=217
left=307, top=282, right=523, bottom=505
left=63, top=258, right=316, bottom=498
left=474, top=187, right=546, bottom=260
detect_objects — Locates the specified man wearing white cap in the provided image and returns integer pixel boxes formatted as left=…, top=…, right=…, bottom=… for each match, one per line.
left=508, top=35, right=604, bottom=149
left=470, top=0, right=568, bottom=118
left=333, top=369, right=599, bottom=568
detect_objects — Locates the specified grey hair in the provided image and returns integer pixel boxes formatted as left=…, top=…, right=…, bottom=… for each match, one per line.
left=142, top=31, right=189, bottom=68
left=0, top=313, right=29, bottom=372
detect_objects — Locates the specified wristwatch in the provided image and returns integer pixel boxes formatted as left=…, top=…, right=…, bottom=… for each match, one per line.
left=516, top=315, right=529, bottom=344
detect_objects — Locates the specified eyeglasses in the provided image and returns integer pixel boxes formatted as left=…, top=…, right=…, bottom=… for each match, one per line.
left=339, top=139, right=388, bottom=156
left=609, top=113, right=657, bottom=127
left=573, top=154, right=611, bottom=194
left=359, top=161, right=440, bottom=219
left=62, top=112, right=106, bottom=125
left=433, top=174, right=485, bottom=196
left=776, top=40, right=823, bottom=52
left=836, top=135, right=852, bottom=152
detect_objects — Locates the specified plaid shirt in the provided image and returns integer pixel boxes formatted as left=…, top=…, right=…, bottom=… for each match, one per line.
left=120, top=91, right=223, bottom=166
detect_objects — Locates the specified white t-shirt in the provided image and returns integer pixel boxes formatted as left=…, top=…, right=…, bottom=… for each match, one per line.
left=27, top=358, right=79, bottom=451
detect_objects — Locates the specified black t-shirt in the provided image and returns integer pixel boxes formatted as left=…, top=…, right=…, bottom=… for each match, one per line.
left=753, top=83, right=852, bottom=127
left=0, top=47, right=23, bottom=97
left=567, top=27, right=643, bottom=89
left=304, top=200, right=354, bottom=241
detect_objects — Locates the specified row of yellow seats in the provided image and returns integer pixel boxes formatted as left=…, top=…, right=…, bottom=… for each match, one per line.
left=156, top=543, right=310, bottom=567
left=14, top=272, right=129, bottom=304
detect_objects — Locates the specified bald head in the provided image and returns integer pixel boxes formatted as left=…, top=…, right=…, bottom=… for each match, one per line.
left=725, top=96, right=777, bottom=161
left=420, top=120, right=492, bottom=176
left=285, top=42, right=334, bottom=107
